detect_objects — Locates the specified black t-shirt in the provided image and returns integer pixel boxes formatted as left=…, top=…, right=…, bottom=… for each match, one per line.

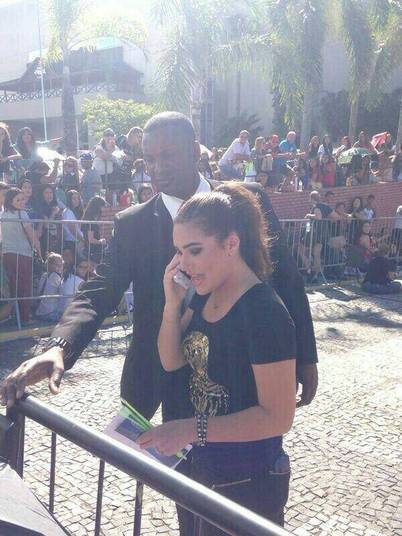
left=364, top=256, right=393, bottom=285
left=182, top=283, right=296, bottom=470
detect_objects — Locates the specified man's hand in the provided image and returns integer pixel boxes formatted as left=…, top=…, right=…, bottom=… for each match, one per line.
left=0, top=347, right=65, bottom=408
left=296, top=363, right=318, bottom=408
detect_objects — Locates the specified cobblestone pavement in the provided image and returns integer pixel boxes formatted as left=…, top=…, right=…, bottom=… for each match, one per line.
left=1, top=285, right=401, bottom=536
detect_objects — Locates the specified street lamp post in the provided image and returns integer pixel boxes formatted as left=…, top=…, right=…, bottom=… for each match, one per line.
left=36, top=0, right=48, bottom=141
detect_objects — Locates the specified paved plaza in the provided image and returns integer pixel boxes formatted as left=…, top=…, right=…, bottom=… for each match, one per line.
left=0, top=284, right=401, bottom=535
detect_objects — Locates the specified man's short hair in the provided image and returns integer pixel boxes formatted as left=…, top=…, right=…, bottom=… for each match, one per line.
left=143, top=112, right=195, bottom=142
left=367, top=194, right=375, bottom=200
left=325, top=190, right=334, bottom=198
left=239, top=130, right=250, bottom=137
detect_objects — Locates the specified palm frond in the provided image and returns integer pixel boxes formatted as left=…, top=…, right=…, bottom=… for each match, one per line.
left=152, top=25, right=199, bottom=111
left=338, top=0, right=374, bottom=100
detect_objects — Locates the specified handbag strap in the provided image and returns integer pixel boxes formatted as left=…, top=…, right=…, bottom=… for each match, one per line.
left=19, top=210, right=34, bottom=250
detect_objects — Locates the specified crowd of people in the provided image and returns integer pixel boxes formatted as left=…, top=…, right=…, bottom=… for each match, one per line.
left=0, top=122, right=155, bottom=325
left=1, top=120, right=402, bottom=326
left=206, top=129, right=402, bottom=191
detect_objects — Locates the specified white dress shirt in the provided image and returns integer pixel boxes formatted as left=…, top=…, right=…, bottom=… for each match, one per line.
left=161, top=175, right=211, bottom=220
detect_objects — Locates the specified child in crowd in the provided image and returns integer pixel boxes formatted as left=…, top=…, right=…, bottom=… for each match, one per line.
left=36, top=253, right=63, bottom=322
left=80, top=152, right=102, bottom=204
left=58, top=260, right=92, bottom=315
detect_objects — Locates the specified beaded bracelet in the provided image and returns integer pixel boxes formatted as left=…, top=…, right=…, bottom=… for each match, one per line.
left=196, top=412, right=208, bottom=447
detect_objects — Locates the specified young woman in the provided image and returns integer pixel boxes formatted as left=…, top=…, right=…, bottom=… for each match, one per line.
left=0, top=123, right=21, bottom=180
left=81, top=196, right=107, bottom=263
left=319, top=154, right=336, bottom=187
left=318, top=134, right=333, bottom=158
left=60, top=157, right=80, bottom=192
left=61, top=189, right=84, bottom=251
left=307, top=136, right=320, bottom=159
left=137, top=184, right=154, bottom=204
left=348, top=196, right=366, bottom=244
left=1, top=188, right=42, bottom=323
left=94, top=128, right=118, bottom=188
left=33, top=185, right=61, bottom=256
left=137, top=183, right=296, bottom=533
left=35, top=252, right=63, bottom=322
left=19, top=178, right=36, bottom=217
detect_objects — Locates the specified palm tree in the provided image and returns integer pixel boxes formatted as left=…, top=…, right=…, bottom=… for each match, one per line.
left=149, top=0, right=225, bottom=138
left=46, top=0, right=146, bottom=154
left=364, top=1, right=402, bottom=147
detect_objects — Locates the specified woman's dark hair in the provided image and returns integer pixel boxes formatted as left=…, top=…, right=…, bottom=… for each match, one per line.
left=83, top=196, right=106, bottom=221
left=16, top=127, right=37, bottom=159
left=0, top=122, right=12, bottom=157
left=175, top=182, right=272, bottom=280
left=18, top=177, right=33, bottom=190
left=66, top=189, right=84, bottom=219
left=355, top=220, right=370, bottom=245
left=33, top=184, right=57, bottom=218
left=4, top=187, right=22, bottom=212
left=349, top=196, right=363, bottom=213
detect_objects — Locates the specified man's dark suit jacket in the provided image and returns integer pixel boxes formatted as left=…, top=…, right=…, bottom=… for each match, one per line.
left=53, top=182, right=317, bottom=420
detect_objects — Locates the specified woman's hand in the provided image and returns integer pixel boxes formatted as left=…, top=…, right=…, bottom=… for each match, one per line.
left=163, top=254, right=188, bottom=311
left=137, top=419, right=196, bottom=456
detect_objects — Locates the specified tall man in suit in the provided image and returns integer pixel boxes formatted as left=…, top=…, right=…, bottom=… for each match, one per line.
left=1, top=112, right=317, bottom=417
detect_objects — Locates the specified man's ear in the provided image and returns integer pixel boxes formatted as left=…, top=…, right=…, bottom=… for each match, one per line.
left=193, top=141, right=201, bottom=163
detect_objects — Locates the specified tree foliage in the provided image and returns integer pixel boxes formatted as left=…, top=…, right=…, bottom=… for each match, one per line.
left=82, top=98, right=157, bottom=140
left=216, top=111, right=263, bottom=147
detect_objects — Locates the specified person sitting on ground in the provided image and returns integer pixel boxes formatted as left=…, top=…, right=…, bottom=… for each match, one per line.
left=362, top=244, right=401, bottom=294
left=79, top=152, right=102, bottom=204
left=218, top=130, right=251, bottom=179
left=36, top=253, right=64, bottom=322
left=363, top=194, right=376, bottom=221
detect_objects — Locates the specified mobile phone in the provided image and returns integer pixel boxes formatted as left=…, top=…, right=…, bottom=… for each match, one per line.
left=173, top=270, right=193, bottom=290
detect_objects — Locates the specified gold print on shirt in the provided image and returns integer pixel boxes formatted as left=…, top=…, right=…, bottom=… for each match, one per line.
left=182, top=331, right=229, bottom=417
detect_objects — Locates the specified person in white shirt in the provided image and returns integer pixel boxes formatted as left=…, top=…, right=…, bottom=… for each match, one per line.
left=0, top=182, right=9, bottom=245
left=218, top=130, right=251, bottom=179
left=58, top=260, right=91, bottom=316
left=36, top=253, right=63, bottom=322
left=62, top=190, right=84, bottom=250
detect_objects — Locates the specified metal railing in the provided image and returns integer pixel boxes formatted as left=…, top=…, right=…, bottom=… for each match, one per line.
left=2, top=395, right=290, bottom=536
left=0, top=82, right=140, bottom=104
left=1, top=215, right=401, bottom=328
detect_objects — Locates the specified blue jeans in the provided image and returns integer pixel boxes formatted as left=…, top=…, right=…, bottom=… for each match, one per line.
left=362, top=281, right=401, bottom=294
left=218, top=162, right=243, bottom=179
